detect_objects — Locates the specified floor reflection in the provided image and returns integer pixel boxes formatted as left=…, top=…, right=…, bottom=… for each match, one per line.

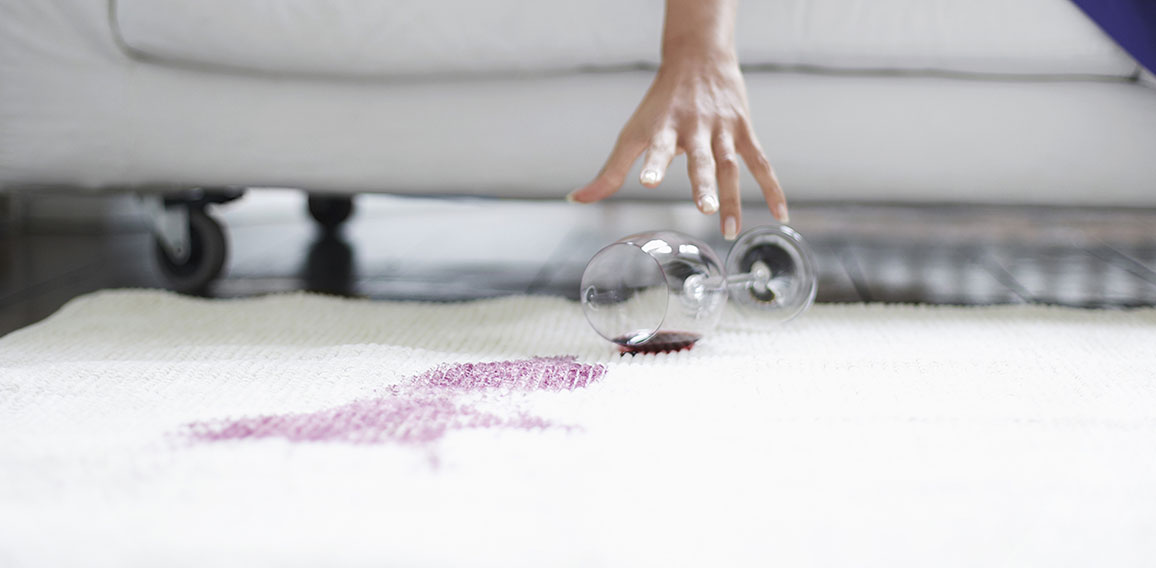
left=302, top=228, right=355, bottom=297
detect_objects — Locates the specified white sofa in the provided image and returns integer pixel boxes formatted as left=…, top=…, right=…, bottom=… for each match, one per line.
left=1, top=0, right=1154, bottom=290
left=2, top=0, right=1154, bottom=205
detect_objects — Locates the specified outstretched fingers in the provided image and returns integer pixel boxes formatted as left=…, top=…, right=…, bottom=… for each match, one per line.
left=567, top=135, right=647, bottom=203
left=639, top=129, right=678, bottom=188
left=737, top=125, right=788, bottom=222
left=686, top=134, right=719, bottom=216
left=714, top=132, right=742, bottom=240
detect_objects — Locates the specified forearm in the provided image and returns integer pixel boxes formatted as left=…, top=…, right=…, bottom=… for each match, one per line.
left=661, top=0, right=738, bottom=63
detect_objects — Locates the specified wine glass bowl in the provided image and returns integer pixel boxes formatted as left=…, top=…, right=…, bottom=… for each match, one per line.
left=580, top=231, right=728, bottom=353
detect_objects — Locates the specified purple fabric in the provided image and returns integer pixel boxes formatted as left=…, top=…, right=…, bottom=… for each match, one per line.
left=1071, top=0, right=1156, bottom=74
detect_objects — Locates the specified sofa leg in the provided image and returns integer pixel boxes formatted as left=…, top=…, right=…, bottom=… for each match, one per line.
left=307, top=194, right=355, bottom=230
left=140, top=188, right=244, bottom=295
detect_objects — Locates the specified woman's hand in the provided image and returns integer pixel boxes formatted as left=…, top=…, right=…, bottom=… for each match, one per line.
left=566, top=0, right=787, bottom=240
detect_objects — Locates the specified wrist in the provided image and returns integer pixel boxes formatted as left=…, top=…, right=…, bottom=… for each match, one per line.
left=660, top=42, right=738, bottom=76
left=662, top=41, right=735, bottom=65
left=660, top=0, right=737, bottom=66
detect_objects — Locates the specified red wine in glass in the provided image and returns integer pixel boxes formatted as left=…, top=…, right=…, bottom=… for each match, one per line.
left=614, top=331, right=702, bottom=354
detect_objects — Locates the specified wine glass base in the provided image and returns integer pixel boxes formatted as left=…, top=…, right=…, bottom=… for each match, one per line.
left=725, top=224, right=818, bottom=323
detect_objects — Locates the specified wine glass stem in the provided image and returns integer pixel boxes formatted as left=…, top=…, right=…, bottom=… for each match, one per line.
left=724, top=273, right=761, bottom=286
left=697, top=273, right=769, bottom=291
left=718, top=262, right=773, bottom=288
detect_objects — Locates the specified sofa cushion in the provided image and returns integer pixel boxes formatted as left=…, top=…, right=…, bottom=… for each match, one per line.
left=112, top=0, right=1137, bottom=78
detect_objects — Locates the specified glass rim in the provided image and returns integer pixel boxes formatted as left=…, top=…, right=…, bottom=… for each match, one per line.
left=579, top=240, right=669, bottom=345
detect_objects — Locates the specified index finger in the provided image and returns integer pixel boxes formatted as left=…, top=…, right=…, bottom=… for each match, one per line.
left=567, top=136, right=647, bottom=203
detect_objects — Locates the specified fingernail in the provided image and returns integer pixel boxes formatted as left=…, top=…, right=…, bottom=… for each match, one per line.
left=698, top=195, right=719, bottom=214
left=777, top=204, right=790, bottom=223
left=565, top=191, right=581, bottom=204
left=640, top=169, right=661, bottom=185
left=724, top=216, right=738, bottom=241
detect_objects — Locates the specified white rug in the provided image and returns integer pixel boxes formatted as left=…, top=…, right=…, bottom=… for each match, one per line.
left=1, top=290, right=1155, bottom=567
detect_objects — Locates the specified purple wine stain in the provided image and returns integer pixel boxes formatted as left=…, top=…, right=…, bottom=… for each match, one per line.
left=183, top=357, right=605, bottom=446
left=615, top=331, right=701, bottom=355
left=412, top=356, right=604, bottom=391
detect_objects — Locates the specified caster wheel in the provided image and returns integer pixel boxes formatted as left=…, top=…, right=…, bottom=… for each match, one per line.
left=307, top=194, right=354, bottom=229
left=154, top=208, right=227, bottom=294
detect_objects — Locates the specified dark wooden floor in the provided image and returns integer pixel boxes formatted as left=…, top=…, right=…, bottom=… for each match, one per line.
left=2, top=190, right=1155, bottom=337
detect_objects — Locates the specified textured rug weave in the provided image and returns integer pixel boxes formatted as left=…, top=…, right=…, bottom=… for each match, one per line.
left=1, top=290, right=1155, bottom=567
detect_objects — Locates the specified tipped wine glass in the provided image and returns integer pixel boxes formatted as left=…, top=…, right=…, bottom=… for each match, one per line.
left=580, top=224, right=817, bottom=353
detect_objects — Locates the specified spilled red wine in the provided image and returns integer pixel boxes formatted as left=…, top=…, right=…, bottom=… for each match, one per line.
left=614, top=331, right=702, bottom=355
